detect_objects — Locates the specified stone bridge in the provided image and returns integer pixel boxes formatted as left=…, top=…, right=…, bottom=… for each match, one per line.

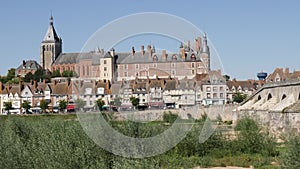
left=238, top=79, right=300, bottom=112
left=236, top=79, right=300, bottom=137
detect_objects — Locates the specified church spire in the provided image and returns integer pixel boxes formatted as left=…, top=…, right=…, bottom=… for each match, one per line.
left=42, top=14, right=59, bottom=42
left=50, top=14, right=53, bottom=25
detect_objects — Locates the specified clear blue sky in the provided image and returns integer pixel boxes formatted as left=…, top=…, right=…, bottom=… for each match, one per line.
left=0, top=0, right=300, bottom=80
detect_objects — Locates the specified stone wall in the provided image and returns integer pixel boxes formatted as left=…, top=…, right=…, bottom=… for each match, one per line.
left=235, top=110, right=300, bottom=138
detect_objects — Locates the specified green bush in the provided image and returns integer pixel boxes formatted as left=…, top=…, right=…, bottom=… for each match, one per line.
left=234, top=117, right=277, bottom=156
left=162, top=112, right=178, bottom=123
left=281, top=135, right=300, bottom=169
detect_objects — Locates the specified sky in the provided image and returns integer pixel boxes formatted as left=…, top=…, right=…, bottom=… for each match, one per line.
left=0, top=0, right=300, bottom=80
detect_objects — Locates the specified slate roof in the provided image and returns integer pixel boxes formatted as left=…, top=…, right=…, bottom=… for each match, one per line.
left=16, top=60, right=42, bottom=71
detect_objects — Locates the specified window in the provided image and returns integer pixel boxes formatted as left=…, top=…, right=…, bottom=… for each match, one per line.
left=172, top=70, right=175, bottom=76
left=104, top=60, right=107, bottom=64
left=172, top=54, right=177, bottom=61
left=191, top=62, right=195, bottom=68
left=172, top=63, right=175, bottom=68
left=153, top=55, right=158, bottom=62
left=191, top=70, right=195, bottom=75
left=220, top=93, right=224, bottom=98
left=213, top=93, right=217, bottom=98
left=206, top=87, right=211, bottom=92
left=124, top=64, right=128, bottom=70
left=153, top=63, right=157, bottom=68
left=220, top=86, right=224, bottom=91
left=135, top=64, right=139, bottom=69
left=191, top=54, right=196, bottom=61
left=104, top=67, right=107, bottom=71
left=213, top=87, right=217, bottom=92
left=207, top=93, right=211, bottom=99
left=124, top=72, right=128, bottom=77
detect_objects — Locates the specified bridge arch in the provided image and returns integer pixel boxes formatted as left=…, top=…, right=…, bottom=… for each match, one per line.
left=267, top=93, right=272, bottom=101
left=282, top=94, right=287, bottom=100
left=258, top=95, right=261, bottom=101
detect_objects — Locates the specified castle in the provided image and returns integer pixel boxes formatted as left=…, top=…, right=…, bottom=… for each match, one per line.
left=41, top=16, right=211, bottom=82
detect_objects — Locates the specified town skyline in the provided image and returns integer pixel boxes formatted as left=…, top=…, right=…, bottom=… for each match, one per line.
left=1, top=1, right=300, bottom=80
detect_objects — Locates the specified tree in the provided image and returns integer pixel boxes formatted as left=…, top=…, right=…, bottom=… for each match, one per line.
left=39, top=99, right=48, bottom=113
left=33, top=69, right=44, bottom=82
left=62, top=70, right=76, bottom=77
left=23, top=72, right=34, bottom=82
left=51, top=70, right=61, bottom=78
left=130, top=96, right=139, bottom=109
left=233, top=92, right=247, bottom=103
left=114, top=97, right=122, bottom=107
left=75, top=98, right=85, bottom=110
left=7, top=68, right=16, bottom=81
left=95, top=99, right=105, bottom=111
left=223, top=74, right=230, bottom=81
left=58, top=100, right=68, bottom=113
left=22, top=100, right=32, bottom=114
left=3, top=102, right=13, bottom=115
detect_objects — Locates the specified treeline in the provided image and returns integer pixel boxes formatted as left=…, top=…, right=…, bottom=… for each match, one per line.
left=0, top=68, right=76, bottom=84
left=0, top=115, right=299, bottom=169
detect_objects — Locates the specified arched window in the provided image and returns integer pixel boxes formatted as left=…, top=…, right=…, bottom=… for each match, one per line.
left=267, top=93, right=272, bottom=100
left=282, top=94, right=287, bottom=100
left=153, top=55, right=158, bottom=62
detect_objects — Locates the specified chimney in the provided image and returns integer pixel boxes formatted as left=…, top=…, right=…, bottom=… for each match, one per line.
left=19, top=80, right=23, bottom=94
left=0, top=81, right=2, bottom=93
left=162, top=50, right=167, bottom=61
left=110, top=48, right=115, bottom=57
left=187, top=40, right=190, bottom=49
left=180, top=48, right=186, bottom=61
left=285, top=68, right=289, bottom=74
left=101, top=49, right=105, bottom=55
left=196, top=36, right=201, bottom=53
left=147, top=44, right=152, bottom=57
left=132, top=46, right=135, bottom=55
left=141, top=45, right=145, bottom=56
left=33, top=80, right=37, bottom=91
left=23, top=60, right=26, bottom=66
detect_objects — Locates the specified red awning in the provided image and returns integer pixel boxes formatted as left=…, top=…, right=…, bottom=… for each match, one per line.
left=148, top=102, right=164, bottom=107
left=67, top=104, right=75, bottom=110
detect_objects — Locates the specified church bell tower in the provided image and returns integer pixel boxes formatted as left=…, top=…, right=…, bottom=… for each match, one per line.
left=40, top=15, right=62, bottom=71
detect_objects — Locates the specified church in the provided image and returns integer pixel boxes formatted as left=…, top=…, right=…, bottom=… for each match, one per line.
left=41, top=15, right=211, bottom=83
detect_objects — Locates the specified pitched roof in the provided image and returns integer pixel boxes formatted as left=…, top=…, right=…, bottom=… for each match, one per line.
left=16, top=60, right=42, bottom=71
left=42, top=16, right=60, bottom=43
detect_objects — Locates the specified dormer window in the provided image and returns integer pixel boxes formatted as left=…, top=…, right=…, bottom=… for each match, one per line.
left=153, top=55, right=158, bottom=62
left=191, top=54, right=196, bottom=61
left=172, top=54, right=177, bottom=61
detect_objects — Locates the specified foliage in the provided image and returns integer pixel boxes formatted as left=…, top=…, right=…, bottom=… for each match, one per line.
left=281, top=135, right=300, bottom=169
left=114, top=97, right=122, bottom=107
left=62, top=70, right=76, bottom=77
left=0, top=68, right=16, bottom=83
left=163, top=111, right=178, bottom=123
left=233, top=92, right=247, bottom=103
left=75, top=98, right=85, bottom=109
left=95, top=99, right=105, bottom=110
left=234, top=117, right=277, bottom=156
left=58, top=100, right=68, bottom=112
left=51, top=70, right=61, bottom=78
left=22, top=100, right=32, bottom=114
left=39, top=100, right=48, bottom=113
left=23, top=72, right=34, bottom=82
left=0, top=115, right=281, bottom=169
left=130, top=96, right=139, bottom=108
left=223, top=74, right=230, bottom=81
left=3, top=102, right=13, bottom=115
